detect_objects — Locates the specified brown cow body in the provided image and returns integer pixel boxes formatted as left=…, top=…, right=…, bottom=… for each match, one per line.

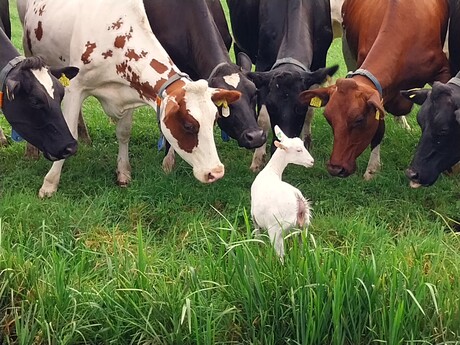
left=301, top=0, right=451, bottom=179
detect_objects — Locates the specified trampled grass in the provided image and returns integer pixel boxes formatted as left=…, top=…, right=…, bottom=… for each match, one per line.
left=0, top=0, right=459, bottom=344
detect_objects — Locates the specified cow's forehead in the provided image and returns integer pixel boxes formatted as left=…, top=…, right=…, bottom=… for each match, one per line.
left=30, top=67, right=55, bottom=99
left=182, top=80, right=215, bottom=121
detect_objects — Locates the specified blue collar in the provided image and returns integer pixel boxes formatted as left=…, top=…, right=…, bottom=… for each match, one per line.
left=346, top=68, right=383, bottom=97
left=271, top=57, right=309, bottom=72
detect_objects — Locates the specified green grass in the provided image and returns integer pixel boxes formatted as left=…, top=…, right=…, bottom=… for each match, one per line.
left=1, top=1, right=460, bottom=344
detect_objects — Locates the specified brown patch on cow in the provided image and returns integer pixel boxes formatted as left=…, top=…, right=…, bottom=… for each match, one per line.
left=154, top=78, right=168, bottom=93
left=163, top=87, right=199, bottom=153
left=125, top=49, right=147, bottom=61
left=81, top=41, right=97, bottom=65
left=114, top=36, right=126, bottom=49
left=168, top=69, right=176, bottom=78
left=102, top=50, right=113, bottom=59
left=150, top=59, right=168, bottom=74
left=116, top=61, right=128, bottom=75
left=38, top=4, right=45, bottom=15
left=34, top=21, right=43, bottom=41
left=111, top=18, right=123, bottom=30
left=26, top=29, right=33, bottom=55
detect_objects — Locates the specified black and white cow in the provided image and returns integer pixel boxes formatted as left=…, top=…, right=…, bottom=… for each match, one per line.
left=227, top=0, right=338, bottom=172
left=0, top=0, right=78, bottom=160
left=401, top=75, right=460, bottom=187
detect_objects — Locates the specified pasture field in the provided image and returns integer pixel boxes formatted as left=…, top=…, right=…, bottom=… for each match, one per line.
left=1, top=1, right=459, bottom=344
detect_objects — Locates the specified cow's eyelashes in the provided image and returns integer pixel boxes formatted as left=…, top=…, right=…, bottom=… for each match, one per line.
left=351, top=116, right=365, bottom=127
left=29, top=96, right=44, bottom=108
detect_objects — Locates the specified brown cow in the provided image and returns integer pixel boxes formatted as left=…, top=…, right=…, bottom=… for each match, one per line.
left=299, top=0, right=451, bottom=179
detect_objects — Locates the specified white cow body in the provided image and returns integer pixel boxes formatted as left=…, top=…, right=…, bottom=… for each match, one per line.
left=250, top=126, right=314, bottom=259
left=18, top=0, right=240, bottom=197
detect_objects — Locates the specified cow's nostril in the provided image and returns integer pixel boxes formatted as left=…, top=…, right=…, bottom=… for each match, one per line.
left=405, top=168, right=419, bottom=180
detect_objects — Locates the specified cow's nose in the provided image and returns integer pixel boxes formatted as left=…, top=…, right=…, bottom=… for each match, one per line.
left=205, top=165, right=225, bottom=183
left=405, top=168, right=419, bottom=181
left=62, top=140, right=78, bottom=159
left=327, top=164, right=348, bottom=177
left=240, top=128, right=266, bottom=149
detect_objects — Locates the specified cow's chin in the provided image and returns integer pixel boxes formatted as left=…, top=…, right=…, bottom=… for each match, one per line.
left=409, top=180, right=422, bottom=189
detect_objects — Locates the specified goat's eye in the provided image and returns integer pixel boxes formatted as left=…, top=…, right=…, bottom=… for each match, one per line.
left=296, top=149, right=303, bottom=153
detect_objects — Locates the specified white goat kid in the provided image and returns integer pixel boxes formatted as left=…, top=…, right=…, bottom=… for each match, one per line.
left=250, top=126, right=314, bottom=259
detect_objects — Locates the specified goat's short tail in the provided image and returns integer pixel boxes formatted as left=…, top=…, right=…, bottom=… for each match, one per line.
left=296, top=193, right=312, bottom=228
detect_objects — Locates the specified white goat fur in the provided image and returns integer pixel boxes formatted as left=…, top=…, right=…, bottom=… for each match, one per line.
left=250, top=126, right=314, bottom=259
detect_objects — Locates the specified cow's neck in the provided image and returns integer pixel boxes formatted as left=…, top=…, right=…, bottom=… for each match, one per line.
left=0, top=30, right=20, bottom=68
left=276, top=1, right=313, bottom=67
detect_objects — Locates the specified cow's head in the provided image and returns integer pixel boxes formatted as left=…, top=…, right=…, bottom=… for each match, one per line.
left=248, top=64, right=338, bottom=150
left=1, top=56, right=79, bottom=161
left=159, top=79, right=241, bottom=183
left=299, top=78, right=385, bottom=177
left=401, top=82, right=460, bottom=187
left=208, top=53, right=265, bottom=149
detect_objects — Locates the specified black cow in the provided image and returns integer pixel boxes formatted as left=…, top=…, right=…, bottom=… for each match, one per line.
left=227, top=0, right=338, bottom=171
left=401, top=75, right=460, bottom=187
left=449, top=0, right=460, bottom=75
left=143, top=0, right=266, bottom=151
left=0, top=0, right=79, bottom=160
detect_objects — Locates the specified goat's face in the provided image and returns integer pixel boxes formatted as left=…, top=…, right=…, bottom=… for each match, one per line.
left=273, top=125, right=314, bottom=168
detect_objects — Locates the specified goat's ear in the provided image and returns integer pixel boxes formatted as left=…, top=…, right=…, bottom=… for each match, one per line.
left=274, top=125, right=287, bottom=141
left=274, top=140, right=286, bottom=150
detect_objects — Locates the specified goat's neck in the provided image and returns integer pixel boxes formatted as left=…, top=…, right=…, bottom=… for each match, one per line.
left=263, top=149, right=288, bottom=179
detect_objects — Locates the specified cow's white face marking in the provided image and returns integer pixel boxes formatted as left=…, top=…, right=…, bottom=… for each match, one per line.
left=31, top=68, right=54, bottom=99
left=223, top=73, right=240, bottom=89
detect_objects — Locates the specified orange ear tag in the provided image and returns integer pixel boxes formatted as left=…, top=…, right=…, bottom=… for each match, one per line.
left=156, top=96, right=162, bottom=107
left=309, top=96, right=322, bottom=108
left=0, top=91, right=3, bottom=108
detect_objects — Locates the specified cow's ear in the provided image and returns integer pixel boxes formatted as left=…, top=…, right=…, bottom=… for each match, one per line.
left=237, top=52, right=253, bottom=72
left=211, top=89, right=241, bottom=105
left=247, top=71, right=272, bottom=88
left=49, top=66, right=79, bottom=80
left=5, top=78, right=20, bottom=101
left=400, top=88, right=430, bottom=105
left=368, top=93, right=385, bottom=120
left=305, top=65, right=339, bottom=86
left=455, top=110, right=460, bottom=124
left=299, top=87, right=332, bottom=108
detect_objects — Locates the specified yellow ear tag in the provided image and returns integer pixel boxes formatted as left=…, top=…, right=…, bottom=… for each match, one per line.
left=375, top=110, right=381, bottom=120
left=59, top=73, right=70, bottom=87
left=409, top=94, right=416, bottom=99
left=310, top=96, right=322, bottom=108
left=215, top=100, right=230, bottom=117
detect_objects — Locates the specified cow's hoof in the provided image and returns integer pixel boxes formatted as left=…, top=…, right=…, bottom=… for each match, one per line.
left=363, top=169, right=377, bottom=181
left=24, top=144, right=41, bottom=160
left=250, top=154, right=266, bottom=173
left=162, top=156, right=175, bottom=174
left=117, top=172, right=131, bottom=187
left=39, top=186, right=57, bottom=198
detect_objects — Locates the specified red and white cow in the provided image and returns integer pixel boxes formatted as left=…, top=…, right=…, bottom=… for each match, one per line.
left=18, top=0, right=240, bottom=197
left=299, top=0, right=451, bottom=180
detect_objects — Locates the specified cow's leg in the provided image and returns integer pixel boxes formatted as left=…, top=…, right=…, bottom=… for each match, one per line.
left=39, top=90, right=82, bottom=198
left=250, top=105, right=270, bottom=172
left=394, top=116, right=411, bottom=131
left=115, top=110, right=133, bottom=186
left=363, top=145, right=381, bottom=181
left=24, top=143, right=40, bottom=159
left=78, top=110, right=92, bottom=145
left=364, top=120, right=385, bottom=180
left=0, top=127, right=8, bottom=146
left=162, top=145, right=176, bottom=174
left=301, top=107, right=314, bottom=150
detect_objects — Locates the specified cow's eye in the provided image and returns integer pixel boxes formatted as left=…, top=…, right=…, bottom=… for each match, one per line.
left=183, top=122, right=197, bottom=134
left=352, top=116, right=365, bottom=127
left=29, top=96, right=44, bottom=108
